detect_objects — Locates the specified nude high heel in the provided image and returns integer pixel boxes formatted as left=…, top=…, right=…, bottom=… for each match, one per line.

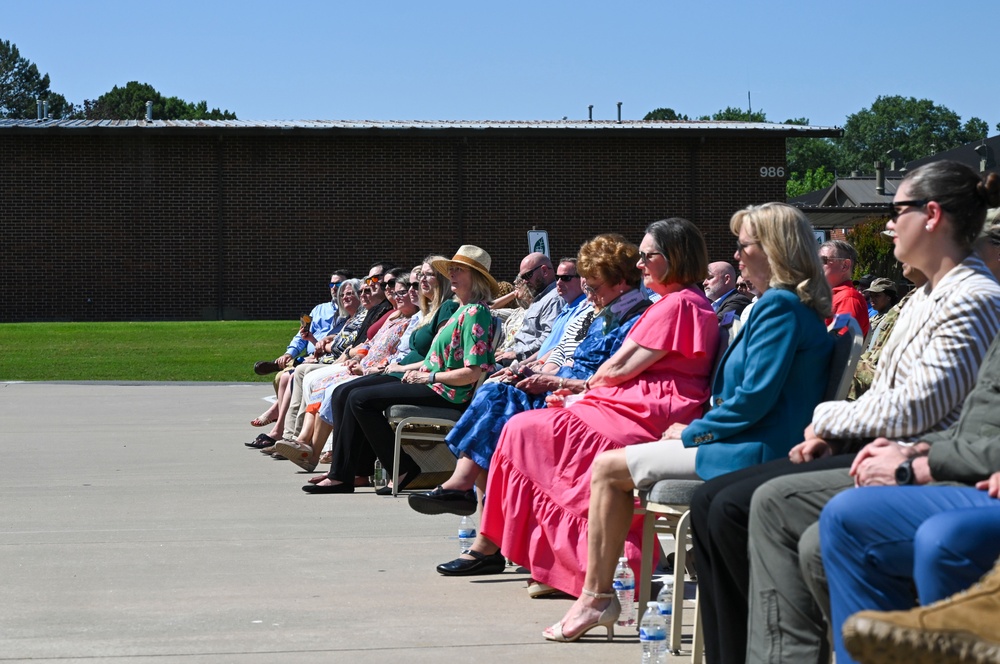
left=543, top=588, right=621, bottom=642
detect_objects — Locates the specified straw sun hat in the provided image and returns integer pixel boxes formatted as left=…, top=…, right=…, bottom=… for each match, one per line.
left=432, top=245, right=500, bottom=296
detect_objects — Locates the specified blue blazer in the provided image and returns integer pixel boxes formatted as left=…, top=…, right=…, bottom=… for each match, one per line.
left=681, top=287, right=834, bottom=480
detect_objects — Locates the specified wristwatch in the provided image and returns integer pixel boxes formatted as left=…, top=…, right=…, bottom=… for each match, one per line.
left=895, top=458, right=916, bottom=485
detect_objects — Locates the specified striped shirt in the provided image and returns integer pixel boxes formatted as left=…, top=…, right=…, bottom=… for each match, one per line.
left=546, top=303, right=597, bottom=367
left=812, top=256, right=1000, bottom=442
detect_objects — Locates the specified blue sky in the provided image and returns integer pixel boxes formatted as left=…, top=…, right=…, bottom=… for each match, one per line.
left=6, top=0, right=998, bottom=130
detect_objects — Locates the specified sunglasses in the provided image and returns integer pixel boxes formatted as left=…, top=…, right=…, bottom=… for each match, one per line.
left=364, top=275, right=382, bottom=286
left=392, top=288, right=409, bottom=298
left=329, top=282, right=342, bottom=289
left=637, top=251, right=663, bottom=263
left=384, top=279, right=396, bottom=289
left=408, top=282, right=420, bottom=291
left=518, top=265, right=542, bottom=281
left=736, top=240, right=759, bottom=255
left=555, top=274, right=580, bottom=282
left=889, top=199, right=931, bottom=221
left=820, top=256, right=846, bottom=265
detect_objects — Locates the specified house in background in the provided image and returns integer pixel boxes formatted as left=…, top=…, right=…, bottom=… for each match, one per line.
left=791, top=134, right=1000, bottom=234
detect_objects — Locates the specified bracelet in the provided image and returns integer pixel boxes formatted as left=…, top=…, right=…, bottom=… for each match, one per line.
left=583, top=378, right=591, bottom=392
left=558, top=377, right=566, bottom=390
left=429, top=372, right=437, bottom=384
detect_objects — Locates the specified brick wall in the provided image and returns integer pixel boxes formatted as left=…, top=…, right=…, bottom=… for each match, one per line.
left=0, top=130, right=787, bottom=322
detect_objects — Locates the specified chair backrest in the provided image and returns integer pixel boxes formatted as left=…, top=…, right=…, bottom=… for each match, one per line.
left=823, top=313, right=865, bottom=401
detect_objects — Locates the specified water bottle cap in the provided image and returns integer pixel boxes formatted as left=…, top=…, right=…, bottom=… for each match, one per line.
left=647, top=602, right=658, bottom=607
left=618, top=556, right=628, bottom=562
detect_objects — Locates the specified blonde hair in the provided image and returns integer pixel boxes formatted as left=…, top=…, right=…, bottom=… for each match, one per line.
left=730, top=203, right=832, bottom=318
left=417, top=255, right=453, bottom=327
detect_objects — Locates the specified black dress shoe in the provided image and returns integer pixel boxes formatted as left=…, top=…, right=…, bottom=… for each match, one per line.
left=436, top=550, right=507, bottom=576
left=254, top=360, right=281, bottom=376
left=375, top=466, right=422, bottom=496
left=302, top=482, right=355, bottom=494
left=408, top=485, right=477, bottom=516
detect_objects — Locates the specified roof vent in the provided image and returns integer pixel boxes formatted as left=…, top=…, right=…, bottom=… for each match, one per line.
left=146, top=101, right=153, bottom=121
left=617, top=102, right=622, bottom=124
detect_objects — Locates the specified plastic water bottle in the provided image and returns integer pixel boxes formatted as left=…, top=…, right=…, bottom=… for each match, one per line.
left=458, top=515, right=476, bottom=553
left=612, top=556, right=636, bottom=626
left=372, top=459, right=387, bottom=488
left=639, top=602, right=668, bottom=664
left=655, top=578, right=674, bottom=641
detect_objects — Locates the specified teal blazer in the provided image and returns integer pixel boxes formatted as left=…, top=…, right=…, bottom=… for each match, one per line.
left=682, top=287, right=834, bottom=480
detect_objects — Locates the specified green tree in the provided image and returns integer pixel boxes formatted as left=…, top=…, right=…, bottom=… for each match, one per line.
left=643, top=107, right=690, bottom=121
left=699, top=106, right=768, bottom=122
left=846, top=216, right=901, bottom=281
left=78, top=81, right=236, bottom=120
left=840, top=95, right=988, bottom=172
left=786, top=166, right=836, bottom=199
left=0, top=39, right=73, bottom=118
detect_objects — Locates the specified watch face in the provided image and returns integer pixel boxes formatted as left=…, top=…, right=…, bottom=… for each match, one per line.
left=895, top=459, right=913, bottom=485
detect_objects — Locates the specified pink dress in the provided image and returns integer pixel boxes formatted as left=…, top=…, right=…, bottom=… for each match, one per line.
left=479, top=286, right=718, bottom=595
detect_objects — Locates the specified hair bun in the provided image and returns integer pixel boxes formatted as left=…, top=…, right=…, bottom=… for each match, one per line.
left=980, top=173, right=1000, bottom=208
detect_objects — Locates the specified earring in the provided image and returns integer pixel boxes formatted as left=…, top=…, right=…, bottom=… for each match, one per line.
left=925, top=224, right=932, bottom=231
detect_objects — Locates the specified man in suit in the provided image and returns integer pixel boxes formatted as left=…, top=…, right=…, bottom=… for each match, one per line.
left=704, top=261, right=752, bottom=324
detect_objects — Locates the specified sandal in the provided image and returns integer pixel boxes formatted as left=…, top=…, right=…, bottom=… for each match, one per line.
left=245, top=433, right=277, bottom=449
left=319, top=451, right=332, bottom=465
left=250, top=413, right=277, bottom=427
left=543, top=589, right=620, bottom=642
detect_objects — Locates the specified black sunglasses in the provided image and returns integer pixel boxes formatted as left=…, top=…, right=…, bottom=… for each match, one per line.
left=408, top=282, right=420, bottom=291
left=555, top=274, right=580, bottom=282
left=889, top=199, right=930, bottom=220
left=518, top=265, right=542, bottom=281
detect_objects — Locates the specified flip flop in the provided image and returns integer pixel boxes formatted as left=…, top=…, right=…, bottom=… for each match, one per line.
left=250, top=414, right=277, bottom=427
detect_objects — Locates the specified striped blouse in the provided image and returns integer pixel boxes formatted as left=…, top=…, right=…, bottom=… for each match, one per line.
left=812, top=256, right=1000, bottom=442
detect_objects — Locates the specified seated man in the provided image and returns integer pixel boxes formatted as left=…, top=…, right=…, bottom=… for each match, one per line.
left=820, top=333, right=1000, bottom=663
left=820, top=239, right=870, bottom=337
left=703, top=260, right=751, bottom=322
left=253, top=269, right=352, bottom=376
left=495, top=252, right=564, bottom=364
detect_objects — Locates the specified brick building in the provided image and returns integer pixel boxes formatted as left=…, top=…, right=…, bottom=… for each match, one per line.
left=0, top=119, right=838, bottom=322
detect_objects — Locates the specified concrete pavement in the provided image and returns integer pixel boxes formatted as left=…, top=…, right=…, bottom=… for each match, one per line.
left=0, top=382, right=695, bottom=663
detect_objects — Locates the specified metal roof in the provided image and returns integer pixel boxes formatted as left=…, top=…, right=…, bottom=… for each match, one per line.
left=0, top=118, right=842, bottom=138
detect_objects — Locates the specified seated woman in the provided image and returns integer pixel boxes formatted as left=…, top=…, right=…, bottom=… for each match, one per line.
left=246, top=279, right=365, bottom=449
left=433, top=220, right=720, bottom=585
left=274, top=273, right=421, bottom=471
left=540, top=203, right=835, bottom=642
left=407, top=233, right=649, bottom=517
left=303, top=245, right=497, bottom=494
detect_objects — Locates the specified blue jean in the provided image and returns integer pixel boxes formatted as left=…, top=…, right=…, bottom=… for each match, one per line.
left=819, top=485, right=1000, bottom=664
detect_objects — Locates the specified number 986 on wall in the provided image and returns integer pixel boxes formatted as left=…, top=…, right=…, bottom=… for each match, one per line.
left=760, top=167, right=785, bottom=177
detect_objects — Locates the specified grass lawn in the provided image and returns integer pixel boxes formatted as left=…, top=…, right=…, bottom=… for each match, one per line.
left=0, top=321, right=298, bottom=382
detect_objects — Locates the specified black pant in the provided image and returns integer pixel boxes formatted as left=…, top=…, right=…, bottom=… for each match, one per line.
left=323, top=374, right=398, bottom=482
left=327, top=378, right=465, bottom=483
left=691, top=454, right=855, bottom=664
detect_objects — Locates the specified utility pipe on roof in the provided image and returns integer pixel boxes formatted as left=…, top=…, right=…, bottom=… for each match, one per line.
left=588, top=105, right=593, bottom=122
left=617, top=102, right=622, bottom=123
left=146, top=101, right=153, bottom=121
left=36, top=99, right=42, bottom=121
left=875, top=161, right=885, bottom=196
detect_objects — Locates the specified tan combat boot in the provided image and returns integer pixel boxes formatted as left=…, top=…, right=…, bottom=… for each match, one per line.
left=842, top=562, right=1000, bottom=664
